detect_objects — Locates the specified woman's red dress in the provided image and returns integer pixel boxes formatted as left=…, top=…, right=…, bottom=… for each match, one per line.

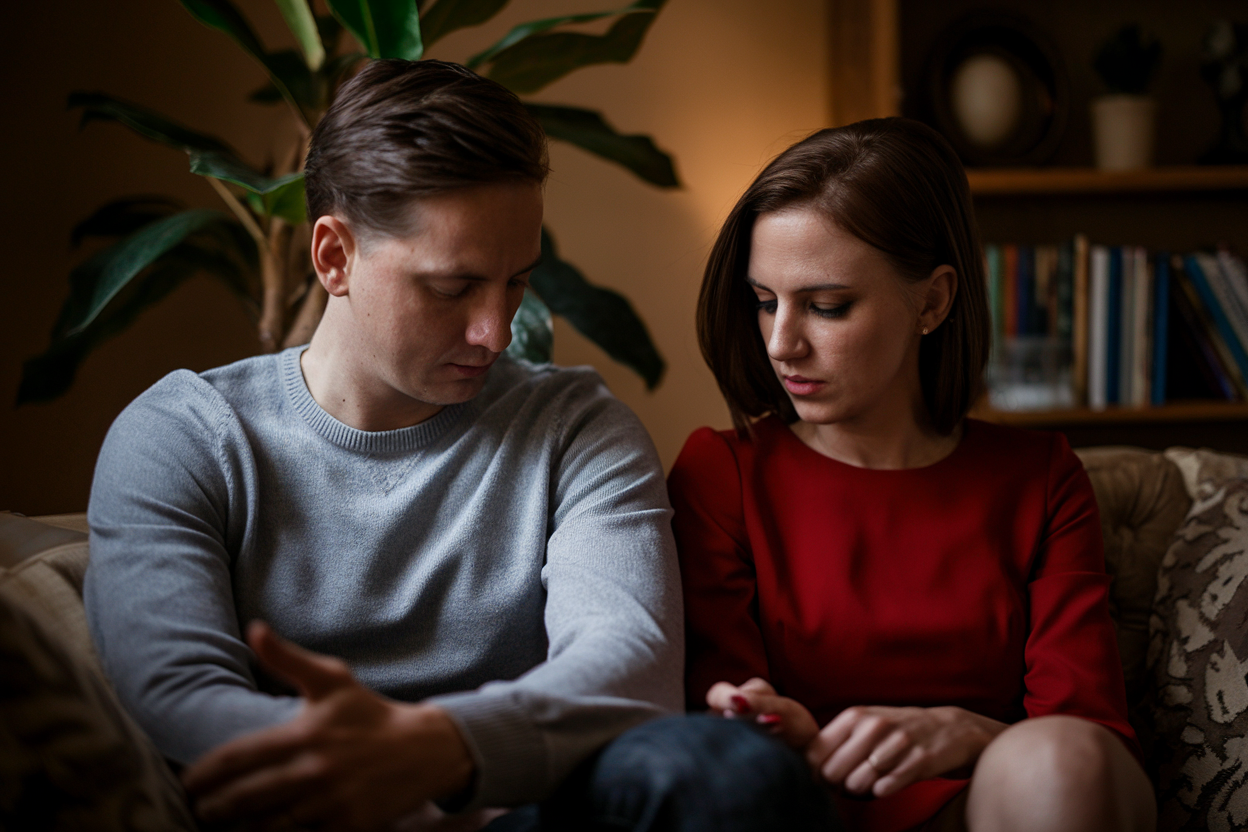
left=668, top=416, right=1138, bottom=832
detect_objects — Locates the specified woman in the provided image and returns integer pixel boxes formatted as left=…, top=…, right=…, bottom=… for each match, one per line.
left=667, top=119, right=1155, bottom=832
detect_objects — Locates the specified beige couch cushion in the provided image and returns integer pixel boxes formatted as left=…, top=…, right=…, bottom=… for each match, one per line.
left=1148, top=450, right=1248, bottom=831
left=0, top=513, right=195, bottom=831
left=1077, top=447, right=1192, bottom=706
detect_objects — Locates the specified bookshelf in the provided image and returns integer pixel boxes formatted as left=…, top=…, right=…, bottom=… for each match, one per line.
left=967, top=166, right=1248, bottom=196
left=827, top=0, right=1248, bottom=453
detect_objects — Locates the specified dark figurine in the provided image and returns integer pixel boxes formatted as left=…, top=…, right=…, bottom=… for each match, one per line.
left=1200, top=20, right=1248, bottom=164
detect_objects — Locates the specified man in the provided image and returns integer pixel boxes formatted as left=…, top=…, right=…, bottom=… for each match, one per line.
left=85, top=60, right=831, bottom=831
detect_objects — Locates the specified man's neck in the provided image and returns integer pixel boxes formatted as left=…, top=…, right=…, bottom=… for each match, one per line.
left=299, top=323, right=444, bottom=433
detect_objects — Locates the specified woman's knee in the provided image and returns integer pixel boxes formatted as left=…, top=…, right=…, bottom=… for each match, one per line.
left=967, top=716, right=1153, bottom=832
left=980, top=716, right=1115, bottom=789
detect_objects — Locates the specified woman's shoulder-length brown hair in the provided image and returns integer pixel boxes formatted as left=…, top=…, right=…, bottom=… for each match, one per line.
left=697, top=117, right=991, bottom=436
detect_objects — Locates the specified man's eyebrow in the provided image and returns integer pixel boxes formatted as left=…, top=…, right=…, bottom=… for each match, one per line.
left=745, top=276, right=850, bottom=292
left=513, top=255, right=543, bottom=278
left=418, top=255, right=544, bottom=282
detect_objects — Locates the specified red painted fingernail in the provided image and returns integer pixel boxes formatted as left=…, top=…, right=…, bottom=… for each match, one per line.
left=756, top=713, right=782, bottom=725
left=731, top=695, right=751, bottom=713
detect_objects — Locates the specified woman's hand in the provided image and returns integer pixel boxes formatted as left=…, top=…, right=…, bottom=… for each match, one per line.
left=807, top=705, right=1006, bottom=798
left=705, top=677, right=820, bottom=749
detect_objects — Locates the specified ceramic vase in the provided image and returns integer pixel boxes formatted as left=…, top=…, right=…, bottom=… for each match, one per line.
left=1091, top=94, right=1157, bottom=171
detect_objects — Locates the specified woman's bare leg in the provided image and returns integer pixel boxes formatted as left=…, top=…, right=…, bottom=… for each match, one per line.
left=965, top=715, right=1155, bottom=832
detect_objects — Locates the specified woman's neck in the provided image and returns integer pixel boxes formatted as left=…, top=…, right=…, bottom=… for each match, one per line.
left=790, top=406, right=962, bottom=470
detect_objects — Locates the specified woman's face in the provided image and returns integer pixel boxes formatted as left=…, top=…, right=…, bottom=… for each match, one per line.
left=747, top=207, right=932, bottom=427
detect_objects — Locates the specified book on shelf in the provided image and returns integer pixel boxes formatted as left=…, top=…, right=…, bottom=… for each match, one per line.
left=1169, top=257, right=1239, bottom=400
left=1151, top=254, right=1169, bottom=407
left=984, top=237, right=1248, bottom=412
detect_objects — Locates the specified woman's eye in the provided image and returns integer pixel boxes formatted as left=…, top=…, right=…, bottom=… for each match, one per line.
left=811, top=302, right=851, bottom=319
left=754, top=298, right=777, bottom=314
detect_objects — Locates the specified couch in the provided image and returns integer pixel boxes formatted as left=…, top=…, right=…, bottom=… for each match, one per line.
left=1, top=445, right=1245, bottom=831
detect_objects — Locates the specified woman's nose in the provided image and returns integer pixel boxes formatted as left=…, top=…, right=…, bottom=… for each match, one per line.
left=767, top=305, right=807, bottom=362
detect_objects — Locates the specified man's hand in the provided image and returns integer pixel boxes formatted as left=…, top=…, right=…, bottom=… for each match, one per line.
left=806, top=705, right=1006, bottom=798
left=182, top=621, right=474, bottom=831
left=705, top=677, right=820, bottom=749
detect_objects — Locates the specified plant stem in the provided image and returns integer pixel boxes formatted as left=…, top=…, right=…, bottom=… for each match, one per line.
left=260, top=219, right=294, bottom=352
left=206, top=176, right=266, bottom=248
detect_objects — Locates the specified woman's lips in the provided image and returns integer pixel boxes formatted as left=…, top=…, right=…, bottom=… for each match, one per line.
left=782, top=375, right=825, bottom=396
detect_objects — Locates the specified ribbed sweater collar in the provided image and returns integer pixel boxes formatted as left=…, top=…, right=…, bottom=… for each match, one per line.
left=280, top=347, right=467, bottom=454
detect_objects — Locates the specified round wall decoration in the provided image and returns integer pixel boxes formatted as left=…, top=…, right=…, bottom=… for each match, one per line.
left=923, top=12, right=1069, bottom=167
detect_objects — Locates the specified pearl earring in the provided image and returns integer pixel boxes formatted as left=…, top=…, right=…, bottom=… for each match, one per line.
left=921, top=327, right=929, bottom=335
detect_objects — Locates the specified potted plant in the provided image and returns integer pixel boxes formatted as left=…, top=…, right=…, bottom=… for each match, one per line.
left=18, top=0, right=677, bottom=405
left=1090, top=24, right=1162, bottom=171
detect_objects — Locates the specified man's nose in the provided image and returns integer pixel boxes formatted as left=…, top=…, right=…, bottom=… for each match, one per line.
left=465, top=289, right=514, bottom=354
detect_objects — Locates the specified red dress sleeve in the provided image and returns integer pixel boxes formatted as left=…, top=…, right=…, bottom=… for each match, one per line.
left=1024, top=433, right=1141, bottom=758
left=668, top=428, right=770, bottom=710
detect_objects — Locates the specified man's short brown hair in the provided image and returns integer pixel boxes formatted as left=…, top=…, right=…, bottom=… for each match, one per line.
left=304, top=59, right=549, bottom=237
left=697, top=117, right=991, bottom=436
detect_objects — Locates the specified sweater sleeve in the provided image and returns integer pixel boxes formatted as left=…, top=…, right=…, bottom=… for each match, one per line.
left=667, top=427, right=770, bottom=711
left=84, top=373, right=301, bottom=765
left=1022, top=433, right=1140, bottom=756
left=429, top=378, right=683, bottom=809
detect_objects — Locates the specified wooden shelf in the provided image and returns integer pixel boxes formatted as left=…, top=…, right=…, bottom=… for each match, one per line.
left=974, top=401, right=1248, bottom=427
left=967, top=166, right=1248, bottom=196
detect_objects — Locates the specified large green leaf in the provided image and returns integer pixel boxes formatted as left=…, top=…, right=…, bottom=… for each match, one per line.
left=178, top=0, right=316, bottom=122
left=466, top=4, right=638, bottom=68
left=189, top=152, right=307, bottom=224
left=18, top=244, right=255, bottom=406
left=58, top=210, right=226, bottom=337
left=420, top=0, right=508, bottom=47
left=261, top=50, right=325, bottom=112
left=327, top=0, right=423, bottom=60
left=70, top=196, right=184, bottom=247
left=317, top=13, right=346, bottom=53
left=249, top=50, right=364, bottom=107
left=276, top=0, right=325, bottom=70
left=530, top=228, right=663, bottom=388
left=526, top=104, right=677, bottom=188
left=69, top=92, right=235, bottom=154
left=506, top=288, right=553, bottom=364
left=475, top=0, right=665, bottom=94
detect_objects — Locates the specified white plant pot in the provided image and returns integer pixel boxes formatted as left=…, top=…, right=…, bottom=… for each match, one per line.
left=1091, top=95, right=1157, bottom=171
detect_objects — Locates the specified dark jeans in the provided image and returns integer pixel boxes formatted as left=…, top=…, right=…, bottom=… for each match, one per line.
left=484, top=713, right=841, bottom=832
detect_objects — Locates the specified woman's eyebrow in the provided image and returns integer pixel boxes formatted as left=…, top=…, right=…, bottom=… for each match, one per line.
left=745, top=276, right=850, bottom=292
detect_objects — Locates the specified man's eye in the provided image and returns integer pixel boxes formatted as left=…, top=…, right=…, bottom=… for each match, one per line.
left=431, top=282, right=468, bottom=298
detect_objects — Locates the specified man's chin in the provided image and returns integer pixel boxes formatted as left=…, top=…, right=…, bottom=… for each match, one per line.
left=428, top=372, right=491, bottom=405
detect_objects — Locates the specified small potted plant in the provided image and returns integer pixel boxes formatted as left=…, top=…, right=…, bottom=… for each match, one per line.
left=1091, top=24, right=1163, bottom=170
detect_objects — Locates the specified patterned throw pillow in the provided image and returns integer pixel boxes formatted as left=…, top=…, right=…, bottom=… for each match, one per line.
left=1150, top=450, right=1248, bottom=832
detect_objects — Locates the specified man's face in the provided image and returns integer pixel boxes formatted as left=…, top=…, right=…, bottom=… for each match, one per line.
left=339, top=181, right=544, bottom=417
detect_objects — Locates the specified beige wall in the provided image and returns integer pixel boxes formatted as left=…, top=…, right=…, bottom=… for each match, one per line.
left=0, top=0, right=829, bottom=514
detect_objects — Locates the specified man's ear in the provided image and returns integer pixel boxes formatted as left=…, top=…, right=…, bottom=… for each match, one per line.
left=311, top=216, right=357, bottom=297
left=918, top=265, right=957, bottom=334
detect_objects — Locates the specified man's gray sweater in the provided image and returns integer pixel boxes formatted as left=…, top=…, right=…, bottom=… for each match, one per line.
left=84, top=348, right=683, bottom=808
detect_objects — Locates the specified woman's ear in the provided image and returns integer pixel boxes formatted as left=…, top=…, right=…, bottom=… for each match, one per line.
left=918, top=265, right=957, bottom=335
left=311, top=216, right=357, bottom=297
